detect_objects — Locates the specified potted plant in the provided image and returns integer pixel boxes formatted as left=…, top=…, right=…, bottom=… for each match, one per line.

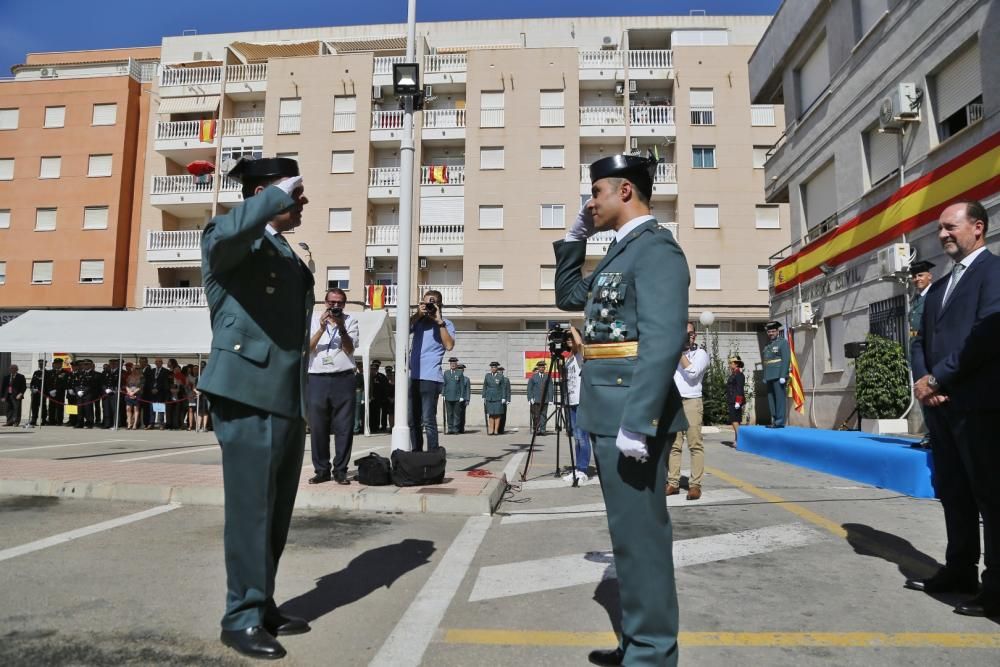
left=854, top=333, right=910, bottom=434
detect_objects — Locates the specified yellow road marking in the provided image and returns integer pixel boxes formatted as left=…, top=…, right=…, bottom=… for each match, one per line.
left=443, top=629, right=1000, bottom=648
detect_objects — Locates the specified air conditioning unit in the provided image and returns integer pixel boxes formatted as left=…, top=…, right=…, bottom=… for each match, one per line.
left=40, top=68, right=55, bottom=78
left=630, top=137, right=639, bottom=149
left=418, top=257, right=428, bottom=270
left=877, top=242, right=911, bottom=276
left=372, top=85, right=383, bottom=101
left=878, top=82, right=920, bottom=130
left=792, top=302, right=815, bottom=327
left=365, top=257, right=375, bottom=272
left=628, top=80, right=638, bottom=94
left=614, top=81, right=625, bottom=97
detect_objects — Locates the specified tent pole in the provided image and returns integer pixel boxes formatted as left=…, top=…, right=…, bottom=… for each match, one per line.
left=363, top=352, right=370, bottom=437
left=37, top=351, right=46, bottom=431
left=197, top=353, right=202, bottom=431
left=113, top=352, right=123, bottom=431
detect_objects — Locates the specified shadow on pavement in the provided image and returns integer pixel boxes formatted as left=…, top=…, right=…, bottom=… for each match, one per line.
left=592, top=568, right=622, bottom=638
left=280, top=538, right=436, bottom=622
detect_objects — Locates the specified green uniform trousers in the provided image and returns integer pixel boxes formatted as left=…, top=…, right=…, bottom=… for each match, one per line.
left=766, top=379, right=786, bottom=427
left=211, top=396, right=305, bottom=630
left=593, top=433, right=679, bottom=666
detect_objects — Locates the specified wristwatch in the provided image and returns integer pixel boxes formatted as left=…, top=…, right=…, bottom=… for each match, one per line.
left=927, top=375, right=939, bottom=390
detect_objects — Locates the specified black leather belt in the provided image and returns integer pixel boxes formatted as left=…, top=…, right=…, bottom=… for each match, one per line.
left=310, top=370, right=353, bottom=377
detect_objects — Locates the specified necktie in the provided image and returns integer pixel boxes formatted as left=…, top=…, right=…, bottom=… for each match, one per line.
left=942, top=263, right=965, bottom=305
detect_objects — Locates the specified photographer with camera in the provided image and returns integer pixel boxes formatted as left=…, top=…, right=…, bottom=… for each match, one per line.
left=408, top=290, right=455, bottom=451
left=667, top=322, right=710, bottom=500
left=564, top=325, right=591, bottom=483
left=306, top=288, right=360, bottom=485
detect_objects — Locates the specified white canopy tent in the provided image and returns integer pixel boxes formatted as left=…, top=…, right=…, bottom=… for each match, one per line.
left=0, top=309, right=395, bottom=434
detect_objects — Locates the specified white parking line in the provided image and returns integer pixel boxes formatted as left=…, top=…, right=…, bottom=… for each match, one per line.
left=0, top=439, right=144, bottom=454
left=116, top=446, right=219, bottom=463
left=370, top=515, right=492, bottom=667
left=0, top=503, right=182, bottom=563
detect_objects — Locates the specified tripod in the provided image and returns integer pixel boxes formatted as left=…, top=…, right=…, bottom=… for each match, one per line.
left=520, top=342, right=579, bottom=486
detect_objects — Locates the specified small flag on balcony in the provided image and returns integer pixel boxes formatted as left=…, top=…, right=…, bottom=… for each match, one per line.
left=429, top=165, right=449, bottom=184
left=199, top=119, right=217, bottom=142
left=368, top=284, right=386, bottom=310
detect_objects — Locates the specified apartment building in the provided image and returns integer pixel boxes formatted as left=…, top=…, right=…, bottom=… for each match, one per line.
left=749, top=0, right=999, bottom=428
left=0, top=47, right=159, bottom=319
left=134, top=15, right=785, bottom=365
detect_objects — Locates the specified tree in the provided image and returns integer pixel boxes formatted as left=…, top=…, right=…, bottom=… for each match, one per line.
left=854, top=333, right=910, bottom=419
left=701, top=330, right=731, bottom=425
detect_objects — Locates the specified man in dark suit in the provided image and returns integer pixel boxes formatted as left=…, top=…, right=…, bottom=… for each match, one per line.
left=199, top=157, right=314, bottom=658
left=2, top=364, right=27, bottom=426
left=907, top=200, right=1000, bottom=618
left=555, top=153, right=689, bottom=665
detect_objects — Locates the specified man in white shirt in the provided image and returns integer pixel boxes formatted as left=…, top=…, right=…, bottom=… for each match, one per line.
left=306, top=288, right=360, bottom=484
left=667, top=322, right=710, bottom=500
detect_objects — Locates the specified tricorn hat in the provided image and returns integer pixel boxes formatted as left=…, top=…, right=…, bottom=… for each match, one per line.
left=765, top=320, right=782, bottom=331
left=227, top=157, right=299, bottom=183
left=589, top=153, right=658, bottom=200
left=908, top=260, right=935, bottom=275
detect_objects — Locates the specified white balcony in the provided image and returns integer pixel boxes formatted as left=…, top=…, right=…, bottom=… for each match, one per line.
left=630, top=105, right=676, bottom=138
left=418, top=224, right=464, bottom=258
left=367, top=225, right=400, bottom=256
left=540, top=107, right=565, bottom=127
left=580, top=106, right=625, bottom=139
left=480, top=108, right=504, bottom=128
left=365, top=283, right=463, bottom=308
left=579, top=50, right=625, bottom=80
left=159, top=66, right=222, bottom=95
left=368, top=167, right=401, bottom=201
left=587, top=230, right=616, bottom=256
left=371, top=110, right=405, bottom=143
left=420, top=165, right=465, bottom=195
left=424, top=54, right=467, bottom=84
left=421, top=108, right=466, bottom=140
left=278, top=114, right=300, bottom=134
left=221, top=116, right=264, bottom=138
left=689, top=107, right=714, bottom=125
left=750, top=105, right=776, bottom=127
left=334, top=112, right=356, bottom=132
left=151, top=175, right=214, bottom=210
left=628, top=50, right=674, bottom=79
left=217, top=175, right=243, bottom=205
left=154, top=120, right=216, bottom=158
left=373, top=56, right=406, bottom=86
left=147, top=230, right=203, bottom=262
left=144, top=286, right=206, bottom=309
left=225, top=64, right=267, bottom=97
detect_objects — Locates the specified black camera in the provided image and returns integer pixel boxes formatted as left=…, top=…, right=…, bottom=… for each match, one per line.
left=424, top=301, right=437, bottom=316
left=547, top=323, right=572, bottom=353
left=328, top=307, right=343, bottom=317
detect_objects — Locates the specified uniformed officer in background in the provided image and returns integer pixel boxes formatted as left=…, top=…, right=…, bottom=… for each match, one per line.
left=554, top=152, right=689, bottom=666
left=442, top=357, right=466, bottom=434
left=908, top=260, right=935, bottom=345
left=73, top=359, right=99, bottom=429
left=457, top=364, right=471, bottom=433
left=66, top=360, right=81, bottom=427
left=762, top=321, right=791, bottom=428
left=29, top=360, right=47, bottom=427
left=102, top=359, right=123, bottom=429
left=498, top=366, right=511, bottom=434
left=46, top=359, right=66, bottom=425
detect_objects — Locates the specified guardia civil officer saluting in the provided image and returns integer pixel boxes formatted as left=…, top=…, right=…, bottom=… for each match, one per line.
left=199, top=157, right=314, bottom=660
left=554, top=153, right=689, bottom=666
left=762, top=321, right=791, bottom=428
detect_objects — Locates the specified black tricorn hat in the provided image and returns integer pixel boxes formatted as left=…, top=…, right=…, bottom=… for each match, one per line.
left=765, top=320, right=782, bottom=331
left=227, top=157, right=299, bottom=183
left=908, top=260, right=935, bottom=275
left=489, top=361, right=500, bottom=367
left=589, top=153, right=658, bottom=199
left=448, top=357, right=459, bottom=362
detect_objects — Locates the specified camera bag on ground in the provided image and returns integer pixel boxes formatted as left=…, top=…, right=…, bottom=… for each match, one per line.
left=355, top=452, right=393, bottom=486
left=391, top=447, right=447, bottom=487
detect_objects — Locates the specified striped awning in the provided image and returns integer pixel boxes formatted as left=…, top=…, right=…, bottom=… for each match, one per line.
left=157, top=96, right=220, bottom=115
left=434, top=43, right=522, bottom=54
left=230, top=41, right=322, bottom=62
left=327, top=36, right=406, bottom=53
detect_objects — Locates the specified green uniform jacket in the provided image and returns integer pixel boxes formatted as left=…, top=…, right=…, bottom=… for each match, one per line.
left=481, top=372, right=506, bottom=402
left=199, top=186, right=315, bottom=419
left=762, top=336, right=790, bottom=382
left=527, top=372, right=554, bottom=403
left=443, top=369, right=469, bottom=401
left=909, top=293, right=925, bottom=336
left=554, top=219, right=689, bottom=437
left=500, top=375, right=511, bottom=402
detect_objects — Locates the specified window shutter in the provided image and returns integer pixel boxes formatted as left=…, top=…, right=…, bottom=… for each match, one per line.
left=279, top=98, right=302, bottom=116
left=0, top=159, right=14, bottom=180
left=481, top=91, right=504, bottom=109
left=934, top=43, right=981, bottom=121
left=83, top=206, right=109, bottom=230
left=328, top=208, right=352, bottom=232
left=92, top=103, right=117, bottom=125
left=754, top=205, right=780, bottom=229
left=478, top=205, right=503, bottom=229
left=480, top=147, right=504, bottom=170
left=0, top=108, right=18, bottom=130
left=478, top=265, right=503, bottom=290
left=326, top=267, right=350, bottom=289
left=80, top=260, right=104, bottom=282
left=334, top=95, right=356, bottom=113
left=0, top=210, right=10, bottom=229
left=331, top=150, right=354, bottom=173
left=540, top=146, right=565, bottom=168
left=797, top=38, right=829, bottom=113
left=689, top=88, right=714, bottom=107
left=540, top=90, right=564, bottom=107
left=695, top=266, right=721, bottom=290
left=0, top=262, right=6, bottom=284
left=35, top=209, right=57, bottom=231
left=44, top=106, right=66, bottom=128
left=694, top=204, right=719, bottom=228
left=32, top=261, right=53, bottom=283
left=420, top=197, right=464, bottom=226
left=803, top=162, right=837, bottom=228
left=867, top=128, right=897, bottom=185
left=88, top=154, right=113, bottom=177
left=39, top=157, right=61, bottom=179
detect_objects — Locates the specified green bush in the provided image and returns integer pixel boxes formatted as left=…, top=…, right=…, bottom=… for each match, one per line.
left=701, top=330, right=731, bottom=425
left=854, top=333, right=910, bottom=419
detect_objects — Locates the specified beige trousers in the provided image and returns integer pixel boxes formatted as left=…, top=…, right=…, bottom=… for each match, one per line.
left=668, top=397, right=704, bottom=488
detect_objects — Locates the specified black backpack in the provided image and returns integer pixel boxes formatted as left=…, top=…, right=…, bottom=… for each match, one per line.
left=391, top=448, right=447, bottom=486
left=355, top=452, right=392, bottom=486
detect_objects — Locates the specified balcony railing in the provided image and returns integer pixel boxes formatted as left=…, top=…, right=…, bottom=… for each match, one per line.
left=369, top=167, right=401, bottom=187
left=221, top=116, right=264, bottom=136
left=374, top=56, right=406, bottom=75
left=540, top=107, right=565, bottom=127
left=689, top=107, right=714, bottom=125
left=155, top=120, right=202, bottom=141
left=152, top=175, right=214, bottom=196
left=580, top=106, right=625, bottom=126
left=630, top=105, right=674, bottom=126
left=655, top=162, right=677, bottom=184
left=334, top=111, right=357, bottom=132
left=750, top=105, right=776, bottom=126
left=365, top=284, right=462, bottom=308
left=588, top=230, right=616, bottom=245
left=579, top=50, right=624, bottom=68
left=278, top=114, right=300, bottom=134
left=367, top=225, right=400, bottom=245
left=226, top=63, right=267, bottom=83
left=419, top=165, right=465, bottom=185
left=372, top=110, right=404, bottom=130
left=480, top=108, right=504, bottom=128
left=424, top=54, right=467, bottom=73
left=968, top=102, right=984, bottom=124
left=160, top=66, right=222, bottom=87
left=419, top=224, right=464, bottom=244
left=147, top=230, right=202, bottom=251
left=144, top=287, right=206, bottom=308
left=628, top=50, right=673, bottom=69
left=219, top=175, right=241, bottom=192
left=423, top=108, right=466, bottom=128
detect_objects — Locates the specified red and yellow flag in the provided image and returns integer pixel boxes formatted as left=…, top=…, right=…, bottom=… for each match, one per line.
left=199, top=119, right=217, bottom=142
left=367, top=284, right=386, bottom=310
left=787, top=327, right=805, bottom=414
left=429, top=165, right=449, bottom=184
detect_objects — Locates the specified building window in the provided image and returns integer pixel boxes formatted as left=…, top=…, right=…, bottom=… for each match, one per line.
left=540, top=145, right=565, bottom=169
left=540, top=204, right=566, bottom=229
left=92, top=103, right=117, bottom=126
left=933, top=42, right=982, bottom=141
left=328, top=208, right=351, bottom=232
left=758, top=266, right=770, bottom=291
left=88, top=154, right=113, bottom=177
left=540, top=265, right=556, bottom=290
left=0, top=108, right=18, bottom=130
left=331, top=150, right=354, bottom=173
left=478, top=205, right=504, bottom=229
left=39, top=156, right=61, bottom=179
left=693, top=204, right=719, bottom=229
left=802, top=161, right=838, bottom=235
left=32, top=261, right=53, bottom=285
left=0, top=261, right=5, bottom=285
left=44, top=106, right=66, bottom=128
left=480, top=146, right=504, bottom=170
left=0, top=158, right=13, bottom=180
left=856, top=0, right=888, bottom=41
left=0, top=209, right=9, bottom=229
left=692, top=146, right=716, bottom=169
left=79, top=260, right=104, bottom=284
left=752, top=145, right=770, bottom=169
left=864, top=126, right=898, bottom=188
left=278, top=98, right=301, bottom=134
left=333, top=95, right=357, bottom=132
left=275, top=152, right=298, bottom=161
left=35, top=208, right=57, bottom=232
left=539, top=89, right=565, bottom=127
left=796, top=37, right=829, bottom=116
left=695, top=265, right=721, bottom=290
left=750, top=105, right=776, bottom=126
left=326, top=267, right=350, bottom=291
left=478, top=265, right=504, bottom=290
left=222, top=145, right=263, bottom=164
left=689, top=88, right=714, bottom=125
left=83, top=206, right=109, bottom=230
left=755, top=205, right=781, bottom=229
left=824, top=314, right=845, bottom=371
left=480, top=91, right=504, bottom=128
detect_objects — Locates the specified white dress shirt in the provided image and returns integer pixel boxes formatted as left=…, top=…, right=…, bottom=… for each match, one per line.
left=308, top=312, right=360, bottom=374
left=615, top=214, right=655, bottom=242
left=673, top=347, right=710, bottom=399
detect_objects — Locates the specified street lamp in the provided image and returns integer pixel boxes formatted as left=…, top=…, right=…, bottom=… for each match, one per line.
left=392, top=63, right=420, bottom=96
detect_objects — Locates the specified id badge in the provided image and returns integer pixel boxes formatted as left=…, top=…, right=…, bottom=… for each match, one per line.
left=322, top=355, right=335, bottom=366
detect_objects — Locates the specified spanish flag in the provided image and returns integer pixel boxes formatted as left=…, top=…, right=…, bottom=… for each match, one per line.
left=787, top=326, right=805, bottom=414
left=429, top=165, right=449, bottom=184
left=367, top=284, right=386, bottom=310
left=199, top=119, right=217, bottom=142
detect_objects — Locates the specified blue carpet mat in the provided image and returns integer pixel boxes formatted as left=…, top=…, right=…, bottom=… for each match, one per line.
left=737, top=426, right=934, bottom=498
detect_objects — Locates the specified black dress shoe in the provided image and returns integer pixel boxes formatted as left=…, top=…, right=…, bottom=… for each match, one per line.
left=308, top=473, right=331, bottom=485
left=588, top=647, right=624, bottom=665
left=265, top=613, right=311, bottom=636
left=954, top=593, right=1000, bottom=617
left=904, top=568, right=979, bottom=594
left=220, top=626, right=286, bottom=659
left=333, top=473, right=350, bottom=485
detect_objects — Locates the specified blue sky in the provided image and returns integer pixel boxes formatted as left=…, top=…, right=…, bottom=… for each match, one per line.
left=0, top=0, right=779, bottom=74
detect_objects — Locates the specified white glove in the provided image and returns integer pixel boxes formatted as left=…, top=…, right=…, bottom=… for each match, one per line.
left=565, top=200, right=596, bottom=241
left=529, top=399, right=535, bottom=405
left=779, top=378, right=786, bottom=385
left=459, top=398, right=464, bottom=403
left=275, top=175, right=303, bottom=197
left=105, top=389, right=113, bottom=394
left=49, top=390, right=56, bottom=397
left=615, top=428, right=649, bottom=462
left=502, top=399, right=507, bottom=405
left=77, top=390, right=85, bottom=397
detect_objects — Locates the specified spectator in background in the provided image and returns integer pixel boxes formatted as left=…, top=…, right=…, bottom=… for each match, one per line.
left=353, top=362, right=365, bottom=435
left=408, top=290, right=455, bottom=451
left=385, top=366, right=396, bottom=429
left=668, top=322, right=710, bottom=500
left=29, top=360, right=47, bottom=427
left=368, top=360, right=387, bottom=433
left=726, top=356, right=746, bottom=446
left=2, top=364, right=26, bottom=426
left=564, top=326, right=590, bottom=482
left=124, top=363, right=144, bottom=430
